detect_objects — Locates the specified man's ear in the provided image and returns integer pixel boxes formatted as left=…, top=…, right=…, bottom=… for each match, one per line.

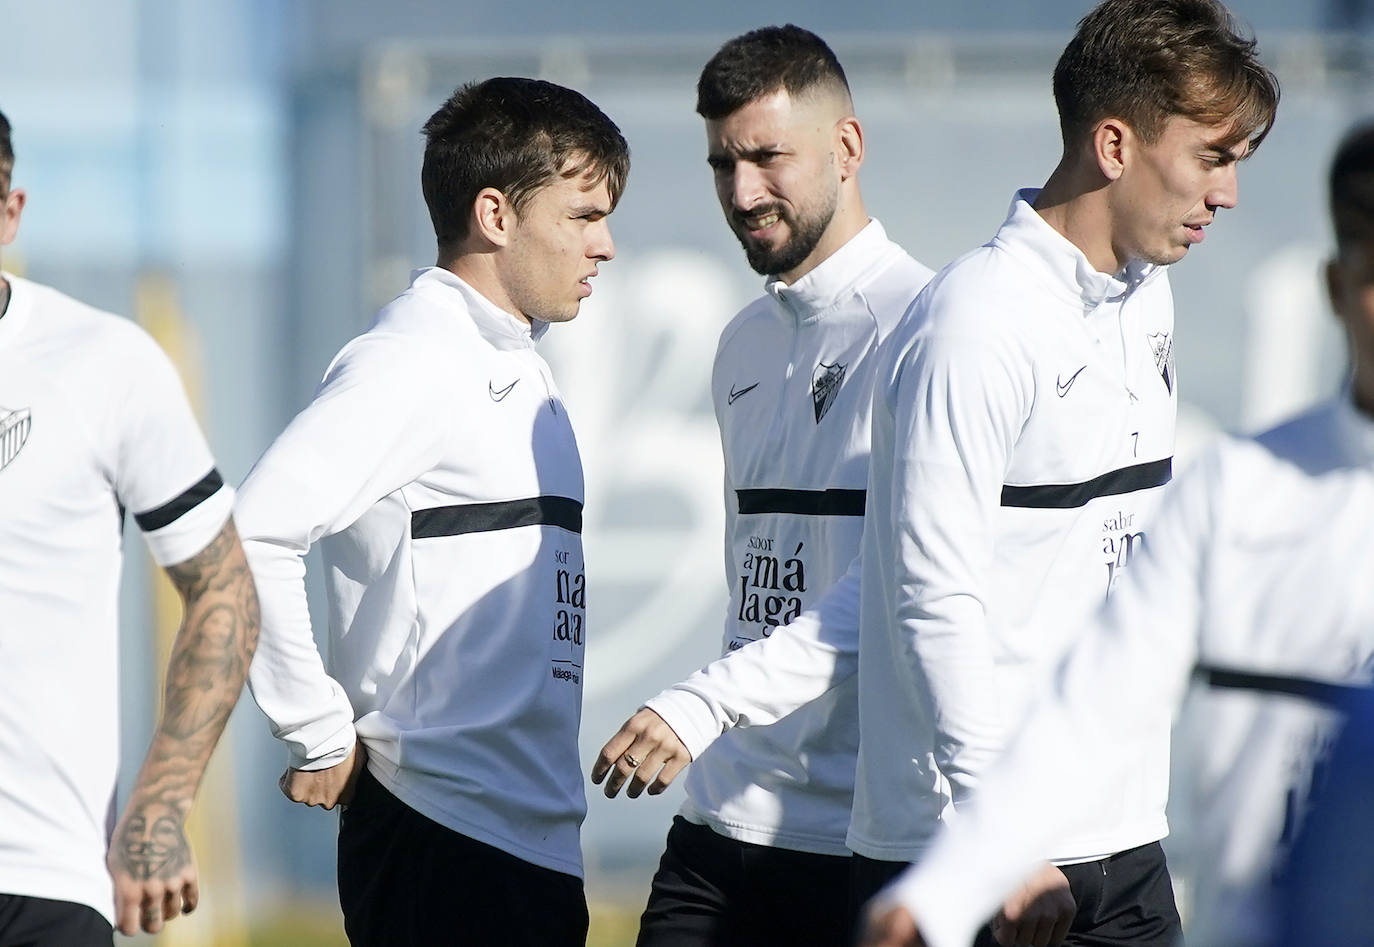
left=1325, top=257, right=1344, bottom=322
left=1092, top=119, right=1130, bottom=182
left=472, top=187, right=514, bottom=248
left=1, top=188, right=27, bottom=246
left=835, top=116, right=864, bottom=181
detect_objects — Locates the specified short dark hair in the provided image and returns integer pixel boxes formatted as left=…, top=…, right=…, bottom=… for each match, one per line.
left=421, top=77, right=629, bottom=250
left=1053, top=0, right=1279, bottom=151
left=1331, top=122, right=1374, bottom=252
left=0, top=109, right=13, bottom=191
left=696, top=25, right=850, bottom=121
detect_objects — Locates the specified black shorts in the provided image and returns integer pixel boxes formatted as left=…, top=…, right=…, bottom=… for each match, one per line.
left=852, top=841, right=1181, bottom=947
left=0, top=893, right=111, bottom=947
left=636, top=815, right=853, bottom=947
left=337, top=767, right=588, bottom=947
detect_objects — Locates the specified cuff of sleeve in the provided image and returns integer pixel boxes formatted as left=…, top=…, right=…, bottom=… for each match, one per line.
left=643, top=688, right=723, bottom=761
left=287, top=720, right=358, bottom=771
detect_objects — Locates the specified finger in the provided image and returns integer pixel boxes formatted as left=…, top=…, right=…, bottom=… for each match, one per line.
left=618, top=739, right=660, bottom=799
left=606, top=739, right=652, bottom=799
left=141, top=898, right=165, bottom=935
left=601, top=758, right=629, bottom=797
left=648, top=755, right=690, bottom=795
left=278, top=769, right=292, bottom=800
left=591, top=731, right=634, bottom=784
left=991, top=914, right=1016, bottom=947
left=183, top=876, right=200, bottom=915
left=625, top=762, right=657, bottom=799
left=601, top=734, right=653, bottom=798
left=113, top=886, right=141, bottom=937
left=162, top=886, right=183, bottom=922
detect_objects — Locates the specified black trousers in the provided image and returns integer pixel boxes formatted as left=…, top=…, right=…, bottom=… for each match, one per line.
left=852, top=842, right=1182, bottom=947
left=636, top=815, right=854, bottom=947
left=337, top=767, right=588, bottom=946
left=0, top=894, right=111, bottom=947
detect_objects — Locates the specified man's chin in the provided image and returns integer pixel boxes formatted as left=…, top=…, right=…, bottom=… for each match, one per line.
left=743, top=243, right=791, bottom=276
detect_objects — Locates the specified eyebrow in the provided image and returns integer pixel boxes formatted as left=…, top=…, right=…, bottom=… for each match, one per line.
left=707, top=144, right=785, bottom=164
left=1204, top=141, right=1249, bottom=163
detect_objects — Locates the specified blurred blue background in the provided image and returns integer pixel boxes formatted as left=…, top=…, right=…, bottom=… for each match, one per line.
left=2, top=0, right=1371, bottom=942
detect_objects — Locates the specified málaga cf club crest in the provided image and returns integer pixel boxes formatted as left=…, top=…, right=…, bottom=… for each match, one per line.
left=0, top=406, right=31, bottom=472
left=1147, top=332, right=1174, bottom=394
left=812, top=361, right=846, bottom=423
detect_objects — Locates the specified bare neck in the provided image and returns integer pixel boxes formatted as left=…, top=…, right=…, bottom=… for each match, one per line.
left=777, top=190, right=870, bottom=285
left=441, top=252, right=527, bottom=325
left=1032, top=159, right=1122, bottom=275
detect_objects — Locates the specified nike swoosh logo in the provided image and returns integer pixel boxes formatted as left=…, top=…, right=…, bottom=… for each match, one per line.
left=489, top=379, right=519, bottom=402
left=1056, top=365, right=1087, bottom=398
left=728, top=382, right=759, bottom=405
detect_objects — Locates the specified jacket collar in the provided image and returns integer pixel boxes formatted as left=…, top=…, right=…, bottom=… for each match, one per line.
left=764, top=219, right=897, bottom=323
left=411, top=266, right=549, bottom=350
left=992, top=189, right=1160, bottom=312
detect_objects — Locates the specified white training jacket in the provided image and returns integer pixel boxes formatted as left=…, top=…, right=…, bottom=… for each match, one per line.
left=678, top=221, right=933, bottom=855
left=649, top=190, right=1177, bottom=864
left=887, top=394, right=1374, bottom=947
left=0, top=275, right=232, bottom=924
left=238, top=267, right=589, bottom=878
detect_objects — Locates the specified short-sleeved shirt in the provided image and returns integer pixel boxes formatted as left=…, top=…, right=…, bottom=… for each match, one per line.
left=0, top=274, right=232, bottom=923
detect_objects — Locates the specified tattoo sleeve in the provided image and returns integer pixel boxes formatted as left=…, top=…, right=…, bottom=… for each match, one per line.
left=110, top=516, right=261, bottom=882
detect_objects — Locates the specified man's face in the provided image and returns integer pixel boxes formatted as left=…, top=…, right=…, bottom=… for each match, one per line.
left=1111, top=115, right=1248, bottom=268
left=705, top=89, right=841, bottom=280
left=501, top=166, right=615, bottom=324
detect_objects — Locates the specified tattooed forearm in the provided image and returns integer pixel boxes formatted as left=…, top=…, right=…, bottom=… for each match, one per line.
left=160, top=518, right=260, bottom=742
left=112, top=517, right=261, bottom=877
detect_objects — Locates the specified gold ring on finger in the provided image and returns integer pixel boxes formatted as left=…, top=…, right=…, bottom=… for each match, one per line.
left=623, top=752, right=642, bottom=768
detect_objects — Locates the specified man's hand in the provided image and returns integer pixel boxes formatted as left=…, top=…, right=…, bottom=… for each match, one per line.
left=280, top=741, right=368, bottom=809
left=590, top=708, right=691, bottom=798
left=107, top=796, right=198, bottom=936
left=991, top=863, right=1075, bottom=947
left=860, top=903, right=925, bottom=947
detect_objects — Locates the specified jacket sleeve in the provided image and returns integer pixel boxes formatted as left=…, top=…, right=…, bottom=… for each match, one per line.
left=879, top=444, right=1217, bottom=947
left=645, top=551, right=863, bottom=759
left=882, top=319, right=1031, bottom=808
left=236, top=335, right=448, bottom=770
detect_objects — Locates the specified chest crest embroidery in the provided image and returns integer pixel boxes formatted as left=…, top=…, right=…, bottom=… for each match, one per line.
left=812, top=361, right=846, bottom=423
left=0, top=406, right=32, bottom=472
left=1147, top=332, right=1174, bottom=394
